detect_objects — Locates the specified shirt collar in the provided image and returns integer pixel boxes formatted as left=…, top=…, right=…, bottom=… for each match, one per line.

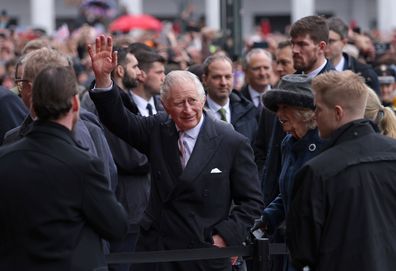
left=206, top=95, right=230, bottom=114
left=306, top=59, right=327, bottom=78
left=176, top=113, right=205, bottom=140
left=131, top=92, right=156, bottom=115
left=334, top=55, right=345, bottom=72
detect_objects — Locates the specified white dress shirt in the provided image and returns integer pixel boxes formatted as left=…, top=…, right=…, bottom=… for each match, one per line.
left=131, top=92, right=157, bottom=117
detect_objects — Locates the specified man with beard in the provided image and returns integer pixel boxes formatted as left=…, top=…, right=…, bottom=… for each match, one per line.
left=290, top=15, right=334, bottom=77
left=82, top=47, right=161, bottom=271
left=253, top=16, right=334, bottom=271
left=130, top=50, right=166, bottom=116
left=0, top=66, right=128, bottom=271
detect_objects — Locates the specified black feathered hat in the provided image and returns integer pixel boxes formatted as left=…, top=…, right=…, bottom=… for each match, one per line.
left=263, top=74, right=314, bottom=112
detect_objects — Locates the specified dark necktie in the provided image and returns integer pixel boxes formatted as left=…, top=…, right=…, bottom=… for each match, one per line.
left=218, top=108, right=227, bottom=122
left=146, top=103, right=153, bottom=116
left=257, top=95, right=263, bottom=111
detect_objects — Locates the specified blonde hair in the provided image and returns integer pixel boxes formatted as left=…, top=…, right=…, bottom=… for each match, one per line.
left=22, top=47, right=70, bottom=81
left=312, top=70, right=368, bottom=117
left=365, top=87, right=396, bottom=138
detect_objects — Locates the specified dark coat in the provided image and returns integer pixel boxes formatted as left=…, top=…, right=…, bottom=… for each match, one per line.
left=229, top=90, right=258, bottom=144
left=0, top=87, right=28, bottom=145
left=90, top=84, right=264, bottom=271
left=2, top=109, right=118, bottom=191
left=256, top=60, right=335, bottom=206
left=206, top=90, right=258, bottom=145
left=341, top=52, right=380, bottom=95
left=287, top=120, right=396, bottom=271
left=0, top=121, right=128, bottom=271
left=82, top=89, right=165, bottom=227
left=263, top=128, right=323, bottom=234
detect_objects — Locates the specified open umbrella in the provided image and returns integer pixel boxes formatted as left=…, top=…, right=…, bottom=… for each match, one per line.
left=109, top=14, right=163, bottom=33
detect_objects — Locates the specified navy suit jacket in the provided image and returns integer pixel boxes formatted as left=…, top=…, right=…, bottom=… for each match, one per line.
left=90, top=83, right=264, bottom=271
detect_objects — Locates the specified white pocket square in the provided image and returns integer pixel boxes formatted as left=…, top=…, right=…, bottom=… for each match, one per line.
left=210, top=168, right=222, bottom=174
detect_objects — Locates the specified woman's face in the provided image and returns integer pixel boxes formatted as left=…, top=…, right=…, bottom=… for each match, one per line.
left=276, top=104, right=309, bottom=139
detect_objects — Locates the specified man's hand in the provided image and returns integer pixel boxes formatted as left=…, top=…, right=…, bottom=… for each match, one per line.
left=212, top=234, right=238, bottom=265
left=87, top=35, right=117, bottom=88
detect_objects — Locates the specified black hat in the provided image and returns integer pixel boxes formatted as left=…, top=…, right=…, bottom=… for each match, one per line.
left=263, top=74, right=314, bottom=112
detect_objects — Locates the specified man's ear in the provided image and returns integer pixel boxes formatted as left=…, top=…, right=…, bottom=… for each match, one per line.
left=334, top=105, right=344, bottom=122
left=115, top=65, right=124, bottom=78
left=319, top=40, right=327, bottom=51
left=71, top=95, right=80, bottom=113
left=137, top=70, right=146, bottom=82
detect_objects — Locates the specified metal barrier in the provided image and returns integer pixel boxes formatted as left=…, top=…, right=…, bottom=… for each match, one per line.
left=106, top=238, right=288, bottom=271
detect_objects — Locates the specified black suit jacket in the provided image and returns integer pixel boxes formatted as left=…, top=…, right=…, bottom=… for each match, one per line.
left=90, top=84, right=264, bottom=271
left=0, top=121, right=128, bottom=271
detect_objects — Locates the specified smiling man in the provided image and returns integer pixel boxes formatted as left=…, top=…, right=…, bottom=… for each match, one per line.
left=88, top=35, right=263, bottom=271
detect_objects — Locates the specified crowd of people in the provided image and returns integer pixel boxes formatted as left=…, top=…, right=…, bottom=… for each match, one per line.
left=1, top=9, right=396, bottom=271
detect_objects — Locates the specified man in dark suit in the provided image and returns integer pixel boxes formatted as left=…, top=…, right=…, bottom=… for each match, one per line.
left=325, top=16, right=380, bottom=95
left=240, top=48, right=273, bottom=110
left=202, top=54, right=258, bottom=145
left=88, top=35, right=264, bottom=271
left=0, top=66, right=128, bottom=271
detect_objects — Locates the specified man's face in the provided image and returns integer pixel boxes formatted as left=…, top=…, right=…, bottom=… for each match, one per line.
left=143, top=61, right=165, bottom=96
left=380, top=84, right=395, bottom=103
left=291, top=34, right=323, bottom=73
left=314, top=92, right=338, bottom=139
left=163, top=80, right=205, bottom=132
left=245, top=53, right=272, bottom=92
left=325, top=30, right=345, bottom=63
left=122, top=53, right=141, bottom=90
left=203, top=59, right=233, bottom=105
left=17, top=64, right=33, bottom=109
left=276, top=46, right=295, bottom=78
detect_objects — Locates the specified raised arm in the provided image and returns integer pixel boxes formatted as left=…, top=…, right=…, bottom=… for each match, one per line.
left=87, top=35, right=117, bottom=88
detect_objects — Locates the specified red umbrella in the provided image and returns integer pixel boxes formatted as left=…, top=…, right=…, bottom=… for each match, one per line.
left=109, top=14, right=163, bottom=33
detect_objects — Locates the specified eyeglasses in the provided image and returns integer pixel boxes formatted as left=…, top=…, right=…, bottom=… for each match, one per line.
left=14, top=79, right=31, bottom=93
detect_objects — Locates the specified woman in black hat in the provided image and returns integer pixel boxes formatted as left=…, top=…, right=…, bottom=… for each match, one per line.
left=252, top=74, right=324, bottom=271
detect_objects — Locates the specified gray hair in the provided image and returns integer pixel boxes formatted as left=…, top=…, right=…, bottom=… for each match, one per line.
left=242, top=48, right=272, bottom=70
left=160, top=70, right=205, bottom=102
left=294, top=107, right=316, bottom=130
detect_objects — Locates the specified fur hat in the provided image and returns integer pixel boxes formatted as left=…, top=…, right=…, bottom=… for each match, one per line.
left=263, top=74, right=314, bottom=112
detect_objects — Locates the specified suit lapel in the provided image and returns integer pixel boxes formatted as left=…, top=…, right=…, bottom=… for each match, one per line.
left=180, top=114, right=222, bottom=182
left=160, top=119, right=183, bottom=178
